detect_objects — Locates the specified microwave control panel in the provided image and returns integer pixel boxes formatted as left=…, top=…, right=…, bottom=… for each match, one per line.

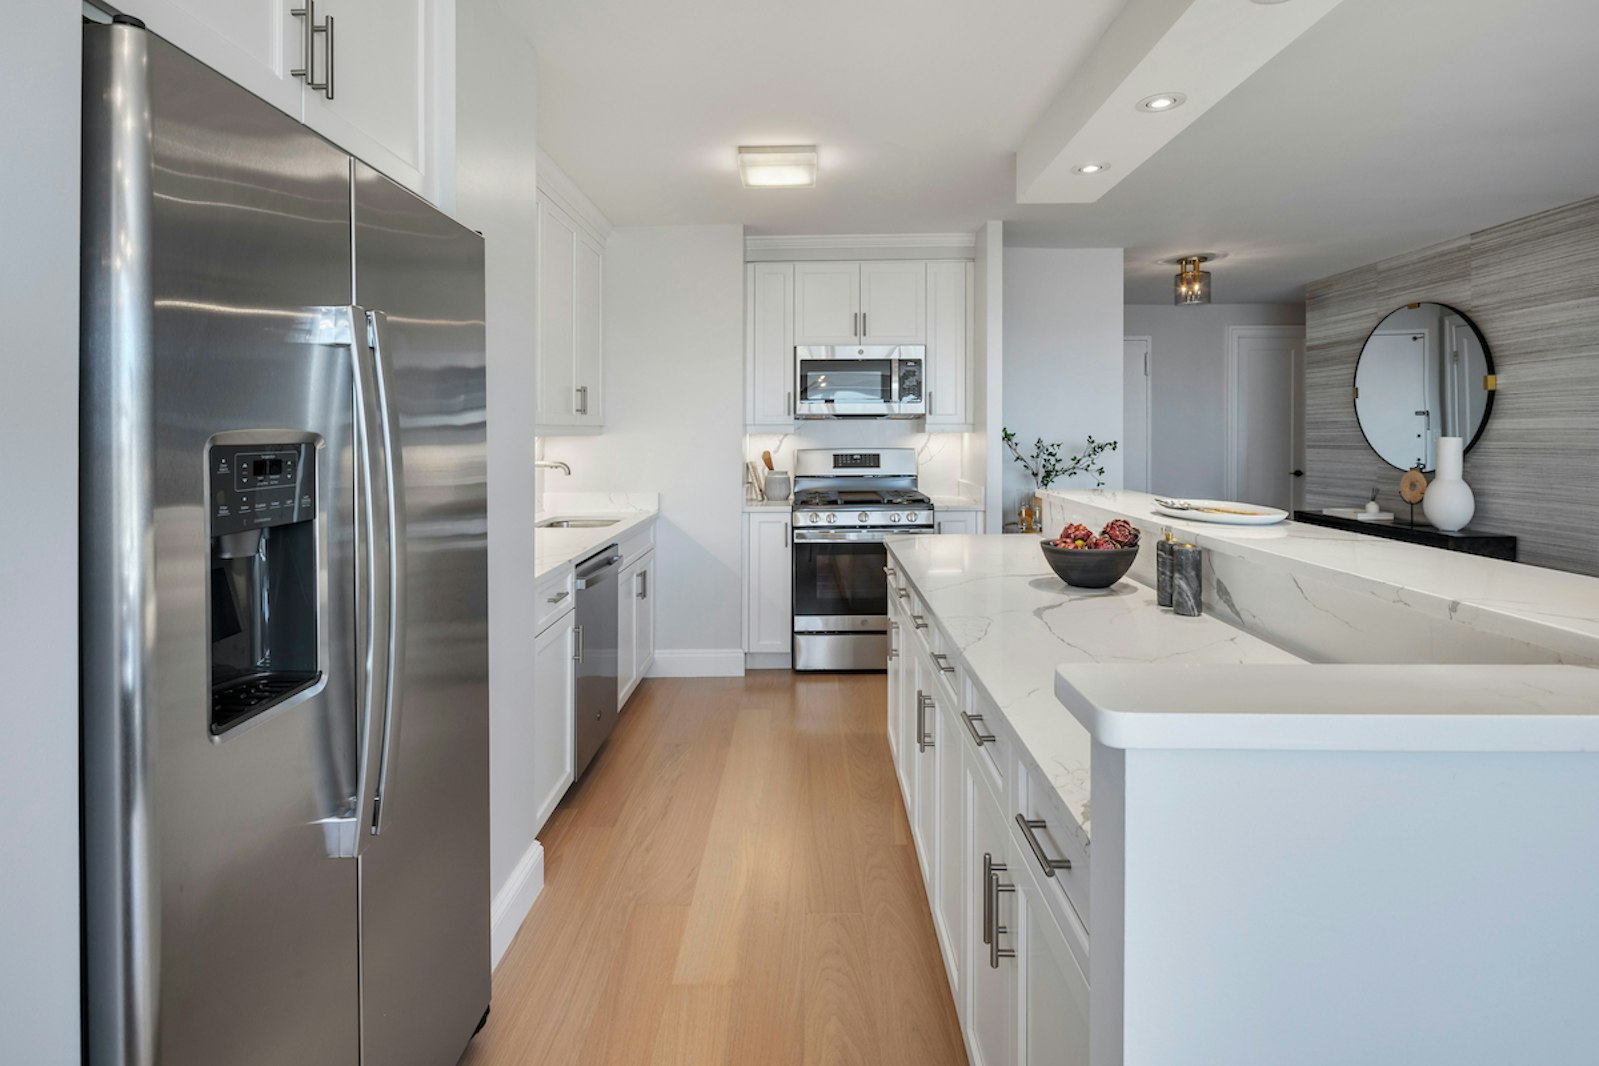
left=208, top=441, right=317, bottom=536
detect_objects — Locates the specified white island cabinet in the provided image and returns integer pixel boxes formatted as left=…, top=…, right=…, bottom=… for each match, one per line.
left=114, top=0, right=451, bottom=199
left=890, top=517, right=1599, bottom=1066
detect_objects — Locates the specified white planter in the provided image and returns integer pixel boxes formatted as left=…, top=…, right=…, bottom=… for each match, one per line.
left=1423, top=436, right=1476, bottom=532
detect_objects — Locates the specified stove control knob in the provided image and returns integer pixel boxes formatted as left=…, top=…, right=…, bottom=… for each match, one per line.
left=906, top=511, right=919, bottom=523
left=826, top=512, right=836, bottom=524
left=889, top=512, right=902, bottom=524
left=858, top=511, right=869, bottom=523
left=808, top=512, right=820, bottom=524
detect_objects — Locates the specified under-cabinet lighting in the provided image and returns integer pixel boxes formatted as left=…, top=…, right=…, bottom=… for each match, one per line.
left=738, top=145, right=819, bottom=188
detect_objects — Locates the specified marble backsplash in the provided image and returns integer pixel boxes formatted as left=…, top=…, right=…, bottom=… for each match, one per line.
left=744, top=426, right=975, bottom=500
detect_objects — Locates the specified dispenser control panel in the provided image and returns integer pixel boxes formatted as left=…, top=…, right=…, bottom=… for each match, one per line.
left=209, top=442, right=317, bottom=536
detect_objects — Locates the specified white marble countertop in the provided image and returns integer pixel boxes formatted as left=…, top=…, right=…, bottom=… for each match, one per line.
left=885, top=533, right=1301, bottom=845
left=1056, top=663, right=1599, bottom=751
left=742, top=499, right=792, bottom=511
left=1049, top=490, right=1599, bottom=664
left=931, top=495, right=984, bottom=511
left=534, top=493, right=658, bottom=580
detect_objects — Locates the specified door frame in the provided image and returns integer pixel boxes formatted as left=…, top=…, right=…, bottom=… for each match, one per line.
left=1225, top=325, right=1305, bottom=505
left=1123, top=335, right=1153, bottom=493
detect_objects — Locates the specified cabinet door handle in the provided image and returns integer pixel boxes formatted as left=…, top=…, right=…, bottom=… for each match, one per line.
left=1016, top=814, right=1072, bottom=876
left=786, top=390, right=793, bottom=417
left=322, top=14, right=335, bottom=100
left=572, top=624, right=584, bottom=663
left=960, top=711, right=995, bottom=747
left=931, top=652, right=955, bottom=675
left=575, top=385, right=589, bottom=415
left=916, top=691, right=934, bottom=752
left=989, top=867, right=1015, bottom=969
left=937, top=522, right=943, bottom=534
left=637, top=569, right=648, bottom=600
left=783, top=521, right=790, bottom=548
left=861, top=312, right=868, bottom=337
left=852, top=311, right=859, bottom=337
left=546, top=589, right=569, bottom=605
left=911, top=614, right=928, bottom=630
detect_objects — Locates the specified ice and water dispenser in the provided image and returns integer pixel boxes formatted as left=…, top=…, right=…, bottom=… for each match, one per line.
left=207, top=438, right=321, bottom=734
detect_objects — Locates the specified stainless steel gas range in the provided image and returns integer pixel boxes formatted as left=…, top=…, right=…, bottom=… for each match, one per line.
left=791, top=448, right=934, bottom=671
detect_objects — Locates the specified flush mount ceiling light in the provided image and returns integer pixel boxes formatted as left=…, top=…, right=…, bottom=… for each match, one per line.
left=1173, top=255, right=1214, bottom=306
left=1071, top=162, right=1111, bottom=175
left=737, top=145, right=818, bottom=188
left=1136, top=92, right=1188, bottom=113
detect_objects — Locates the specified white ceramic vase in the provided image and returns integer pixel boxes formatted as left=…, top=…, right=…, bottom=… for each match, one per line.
left=1422, top=436, right=1475, bottom=532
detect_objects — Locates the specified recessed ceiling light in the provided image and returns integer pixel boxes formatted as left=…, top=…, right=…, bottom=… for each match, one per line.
left=737, top=145, right=818, bottom=188
left=1071, top=162, right=1110, bottom=175
left=1137, top=92, right=1188, bottom=113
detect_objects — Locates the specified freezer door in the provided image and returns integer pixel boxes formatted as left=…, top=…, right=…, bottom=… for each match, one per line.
left=83, top=23, right=361, bottom=1066
left=352, top=162, right=491, bottom=1066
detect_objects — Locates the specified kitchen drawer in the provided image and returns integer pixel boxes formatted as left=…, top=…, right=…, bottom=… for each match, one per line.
left=535, top=565, right=576, bottom=636
left=617, top=520, right=656, bottom=566
left=1012, top=754, right=1091, bottom=956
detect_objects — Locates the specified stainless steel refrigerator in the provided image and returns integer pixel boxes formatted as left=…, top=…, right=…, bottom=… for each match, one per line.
left=81, top=18, right=490, bottom=1066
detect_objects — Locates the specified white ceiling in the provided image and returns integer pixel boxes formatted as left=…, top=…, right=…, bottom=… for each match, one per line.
left=531, top=0, right=1599, bottom=303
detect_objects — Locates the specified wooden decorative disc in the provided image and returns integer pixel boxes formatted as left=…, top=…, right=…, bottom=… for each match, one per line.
left=1399, top=468, right=1427, bottom=504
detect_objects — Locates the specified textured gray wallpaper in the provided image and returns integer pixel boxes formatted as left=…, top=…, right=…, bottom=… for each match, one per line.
left=1304, top=197, right=1599, bottom=575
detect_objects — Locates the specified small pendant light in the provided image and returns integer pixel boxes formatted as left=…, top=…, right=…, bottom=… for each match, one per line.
left=1174, top=256, right=1212, bottom=306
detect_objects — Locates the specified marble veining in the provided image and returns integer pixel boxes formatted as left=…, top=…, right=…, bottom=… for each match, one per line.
left=1044, top=490, right=1599, bottom=667
left=885, top=534, right=1301, bottom=845
left=534, top=505, right=658, bottom=580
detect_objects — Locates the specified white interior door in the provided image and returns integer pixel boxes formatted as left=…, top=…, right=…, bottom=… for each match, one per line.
left=1227, top=326, right=1303, bottom=510
left=1122, top=337, right=1152, bottom=493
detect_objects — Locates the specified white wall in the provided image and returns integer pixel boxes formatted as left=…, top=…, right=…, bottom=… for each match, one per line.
left=1124, top=303, right=1305, bottom=499
left=970, top=221, right=1005, bottom=530
left=1002, top=247, right=1125, bottom=518
left=547, top=225, right=747, bottom=675
left=0, top=5, right=81, bottom=1061
left=453, top=0, right=544, bottom=964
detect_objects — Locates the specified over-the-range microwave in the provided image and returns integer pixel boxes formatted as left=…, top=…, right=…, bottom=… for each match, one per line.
left=794, top=345, right=925, bottom=419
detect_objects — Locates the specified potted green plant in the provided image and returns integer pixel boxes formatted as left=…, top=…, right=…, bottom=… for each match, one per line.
left=1001, top=429, right=1117, bottom=531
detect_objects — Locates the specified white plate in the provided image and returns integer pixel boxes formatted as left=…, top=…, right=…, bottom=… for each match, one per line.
left=1153, top=499, right=1288, bottom=526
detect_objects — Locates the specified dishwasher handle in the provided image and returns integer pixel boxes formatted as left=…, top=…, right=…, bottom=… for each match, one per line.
left=575, top=547, right=622, bottom=588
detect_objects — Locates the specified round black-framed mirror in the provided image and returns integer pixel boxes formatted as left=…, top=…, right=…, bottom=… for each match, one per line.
left=1352, top=302, right=1495, bottom=472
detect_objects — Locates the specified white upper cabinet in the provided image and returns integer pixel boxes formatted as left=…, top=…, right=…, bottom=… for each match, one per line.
left=860, top=261, right=927, bottom=344
left=573, top=235, right=604, bottom=428
left=748, top=257, right=969, bottom=428
left=793, top=262, right=862, bottom=345
left=300, top=0, right=447, bottom=198
left=536, top=198, right=579, bottom=429
left=926, top=261, right=973, bottom=428
left=117, top=0, right=304, bottom=115
left=118, top=0, right=449, bottom=200
left=746, top=263, right=795, bottom=429
left=535, top=197, right=605, bottom=433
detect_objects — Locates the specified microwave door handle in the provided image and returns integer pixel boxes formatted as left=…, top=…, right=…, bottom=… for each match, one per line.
left=890, top=355, right=900, bottom=405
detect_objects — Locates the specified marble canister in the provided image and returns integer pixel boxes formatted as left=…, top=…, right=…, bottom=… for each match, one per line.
left=1156, top=530, right=1176, bottom=607
left=1172, top=542, right=1203, bottom=617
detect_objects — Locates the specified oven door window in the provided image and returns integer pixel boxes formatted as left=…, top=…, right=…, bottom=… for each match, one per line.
left=798, top=360, right=893, bottom=405
left=793, top=541, right=888, bottom=618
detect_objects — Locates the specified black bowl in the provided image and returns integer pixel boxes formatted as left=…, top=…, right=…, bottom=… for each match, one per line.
left=1039, top=540, right=1138, bottom=589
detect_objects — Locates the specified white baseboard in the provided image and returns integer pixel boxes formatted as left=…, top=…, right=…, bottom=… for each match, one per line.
left=744, top=652, right=792, bottom=670
left=490, top=839, right=544, bottom=969
left=647, top=649, right=746, bottom=678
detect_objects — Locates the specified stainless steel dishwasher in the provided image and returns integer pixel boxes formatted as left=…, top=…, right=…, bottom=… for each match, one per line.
left=573, top=545, right=622, bottom=779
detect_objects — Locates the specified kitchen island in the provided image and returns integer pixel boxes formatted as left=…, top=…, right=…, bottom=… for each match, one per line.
left=886, top=524, right=1599, bottom=1066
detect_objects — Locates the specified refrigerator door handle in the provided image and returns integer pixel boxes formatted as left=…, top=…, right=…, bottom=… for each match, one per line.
left=307, top=305, right=389, bottom=859
left=366, top=309, right=407, bottom=837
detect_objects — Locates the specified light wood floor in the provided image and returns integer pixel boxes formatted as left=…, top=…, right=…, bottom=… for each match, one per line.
left=458, top=672, right=968, bottom=1066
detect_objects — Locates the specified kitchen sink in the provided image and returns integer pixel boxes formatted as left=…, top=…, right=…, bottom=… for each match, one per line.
left=537, top=518, right=619, bottom=529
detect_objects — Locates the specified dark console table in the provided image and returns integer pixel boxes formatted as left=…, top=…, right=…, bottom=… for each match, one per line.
left=1293, top=511, right=1517, bottom=561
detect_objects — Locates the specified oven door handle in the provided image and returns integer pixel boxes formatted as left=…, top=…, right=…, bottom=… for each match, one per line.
left=792, top=528, right=933, bottom=543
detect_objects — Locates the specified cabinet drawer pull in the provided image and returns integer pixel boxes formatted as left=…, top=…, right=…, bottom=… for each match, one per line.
left=911, top=614, right=928, bottom=630
left=1016, top=814, right=1072, bottom=876
left=960, top=712, right=995, bottom=747
left=895, top=587, right=909, bottom=599
left=546, top=590, right=569, bottom=605
left=931, top=652, right=955, bottom=674
left=884, top=566, right=896, bottom=577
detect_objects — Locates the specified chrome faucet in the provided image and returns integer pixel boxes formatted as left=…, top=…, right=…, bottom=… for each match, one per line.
left=535, top=460, right=571, bottom=475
